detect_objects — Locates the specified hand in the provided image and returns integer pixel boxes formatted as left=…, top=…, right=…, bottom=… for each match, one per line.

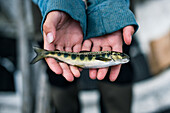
left=82, top=26, right=134, bottom=81
left=43, top=11, right=83, bottom=82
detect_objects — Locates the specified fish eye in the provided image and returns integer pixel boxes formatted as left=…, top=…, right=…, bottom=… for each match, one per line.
left=120, top=53, right=126, bottom=57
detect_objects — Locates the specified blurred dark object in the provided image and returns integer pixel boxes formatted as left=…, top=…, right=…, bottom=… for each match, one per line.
left=0, top=37, right=17, bottom=65
left=0, top=65, right=15, bottom=91
left=130, top=37, right=151, bottom=82
left=149, top=31, right=170, bottom=75
left=0, top=36, right=16, bottom=92
left=31, top=2, right=43, bottom=42
left=161, top=108, right=170, bottom=113
left=79, top=69, right=97, bottom=90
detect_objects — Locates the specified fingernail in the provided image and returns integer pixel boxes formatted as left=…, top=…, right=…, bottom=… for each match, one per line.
left=47, top=33, right=54, bottom=44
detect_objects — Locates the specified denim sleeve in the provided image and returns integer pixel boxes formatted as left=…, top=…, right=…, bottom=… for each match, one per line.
left=86, top=0, right=138, bottom=39
left=32, top=0, right=86, bottom=37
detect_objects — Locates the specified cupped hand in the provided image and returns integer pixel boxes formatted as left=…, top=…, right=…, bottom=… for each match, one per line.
left=43, top=11, right=83, bottom=82
left=82, top=26, right=134, bottom=81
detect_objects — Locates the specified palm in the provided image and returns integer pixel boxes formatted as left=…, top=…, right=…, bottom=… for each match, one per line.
left=82, top=26, right=135, bottom=81
left=43, top=11, right=83, bottom=81
left=90, top=31, right=122, bottom=81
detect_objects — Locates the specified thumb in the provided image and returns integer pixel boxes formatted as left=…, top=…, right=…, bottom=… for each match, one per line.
left=43, top=24, right=56, bottom=44
left=43, top=11, right=64, bottom=44
left=43, top=13, right=58, bottom=44
left=123, top=26, right=135, bottom=45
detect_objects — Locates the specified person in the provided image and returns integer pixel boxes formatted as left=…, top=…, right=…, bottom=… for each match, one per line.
left=32, top=0, right=138, bottom=113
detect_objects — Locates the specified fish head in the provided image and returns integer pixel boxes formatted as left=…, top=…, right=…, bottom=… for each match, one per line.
left=111, top=52, right=130, bottom=64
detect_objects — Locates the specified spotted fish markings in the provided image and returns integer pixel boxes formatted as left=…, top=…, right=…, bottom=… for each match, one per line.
left=31, top=47, right=130, bottom=68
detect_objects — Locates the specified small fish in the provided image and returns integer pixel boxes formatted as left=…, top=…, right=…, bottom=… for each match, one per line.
left=31, top=47, right=130, bottom=68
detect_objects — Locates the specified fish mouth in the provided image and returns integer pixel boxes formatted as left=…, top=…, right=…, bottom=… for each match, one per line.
left=121, top=58, right=130, bottom=63
left=119, top=53, right=130, bottom=64
left=122, top=53, right=130, bottom=63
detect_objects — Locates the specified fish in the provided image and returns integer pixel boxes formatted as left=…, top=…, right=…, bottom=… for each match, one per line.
left=30, top=47, right=130, bottom=68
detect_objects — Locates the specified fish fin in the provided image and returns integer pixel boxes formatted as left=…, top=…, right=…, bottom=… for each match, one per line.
left=55, top=59, right=64, bottom=63
left=111, top=57, right=116, bottom=61
left=80, top=51, right=90, bottom=53
left=74, top=65, right=84, bottom=68
left=30, top=47, right=47, bottom=64
left=95, top=57, right=111, bottom=61
left=55, top=49, right=60, bottom=51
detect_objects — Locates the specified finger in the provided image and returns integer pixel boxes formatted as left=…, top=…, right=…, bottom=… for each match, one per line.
left=43, top=23, right=54, bottom=36
left=109, top=32, right=122, bottom=81
left=70, top=66, right=80, bottom=78
left=96, top=68, right=108, bottom=80
left=57, top=45, right=75, bottom=81
left=81, top=40, right=92, bottom=75
left=71, top=44, right=82, bottom=77
left=92, top=45, right=101, bottom=52
left=109, top=65, right=121, bottom=82
left=73, top=44, right=82, bottom=52
left=96, top=46, right=111, bottom=80
left=82, top=40, right=95, bottom=79
left=43, top=32, right=62, bottom=74
left=109, top=31, right=123, bottom=52
left=89, top=69, right=97, bottom=80
left=89, top=45, right=101, bottom=80
left=45, top=58, right=63, bottom=74
left=111, top=41, right=122, bottom=53
left=65, top=46, right=72, bottom=52
left=59, top=62, right=74, bottom=82
left=123, top=26, right=135, bottom=45
left=56, top=45, right=76, bottom=79
left=46, top=32, right=54, bottom=44
left=43, top=32, right=55, bottom=50
left=56, top=45, right=64, bottom=51
left=43, top=20, right=56, bottom=44
left=102, top=46, right=112, bottom=51
left=65, top=45, right=81, bottom=78
left=82, top=40, right=92, bottom=51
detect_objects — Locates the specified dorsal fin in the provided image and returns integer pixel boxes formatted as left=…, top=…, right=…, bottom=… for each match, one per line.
left=55, top=49, right=60, bottom=51
left=95, top=57, right=111, bottom=61
left=74, top=65, right=84, bottom=68
left=80, top=51, right=90, bottom=53
left=55, top=59, right=64, bottom=63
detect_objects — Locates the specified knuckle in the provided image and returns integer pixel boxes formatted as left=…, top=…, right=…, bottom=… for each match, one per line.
left=83, top=40, right=92, bottom=46
left=43, top=24, right=50, bottom=32
left=43, top=23, right=55, bottom=33
left=78, top=34, right=83, bottom=39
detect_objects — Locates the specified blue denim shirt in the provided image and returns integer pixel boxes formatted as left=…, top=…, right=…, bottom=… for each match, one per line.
left=33, top=0, right=138, bottom=39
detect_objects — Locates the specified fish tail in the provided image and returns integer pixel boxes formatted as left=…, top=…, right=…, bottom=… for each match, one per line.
left=30, top=47, right=47, bottom=64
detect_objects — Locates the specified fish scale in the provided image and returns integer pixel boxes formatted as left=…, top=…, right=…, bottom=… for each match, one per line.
left=31, top=47, right=130, bottom=68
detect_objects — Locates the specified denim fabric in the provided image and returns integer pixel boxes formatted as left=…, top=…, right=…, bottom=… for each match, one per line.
left=86, top=0, right=138, bottom=39
left=33, top=0, right=138, bottom=39
left=32, top=0, right=86, bottom=37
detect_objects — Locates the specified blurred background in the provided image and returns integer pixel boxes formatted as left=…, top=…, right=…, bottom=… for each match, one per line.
left=0, top=0, right=170, bottom=113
